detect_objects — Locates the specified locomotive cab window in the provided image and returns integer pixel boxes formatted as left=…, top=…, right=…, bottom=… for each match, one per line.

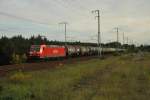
left=30, top=46, right=40, bottom=52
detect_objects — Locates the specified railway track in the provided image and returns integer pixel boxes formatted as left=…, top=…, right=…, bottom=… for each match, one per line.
left=0, top=56, right=98, bottom=77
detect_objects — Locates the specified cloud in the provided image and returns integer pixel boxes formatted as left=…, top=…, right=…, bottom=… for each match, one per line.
left=0, top=0, right=149, bottom=44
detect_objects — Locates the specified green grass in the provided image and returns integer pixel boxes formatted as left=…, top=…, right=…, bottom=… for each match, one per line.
left=1, top=53, right=150, bottom=100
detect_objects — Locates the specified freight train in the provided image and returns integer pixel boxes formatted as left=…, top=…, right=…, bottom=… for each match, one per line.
left=28, top=44, right=125, bottom=59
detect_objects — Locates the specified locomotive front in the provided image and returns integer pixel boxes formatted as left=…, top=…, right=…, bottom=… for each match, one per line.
left=28, top=45, right=46, bottom=59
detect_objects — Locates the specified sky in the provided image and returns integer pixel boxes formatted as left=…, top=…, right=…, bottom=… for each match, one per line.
left=0, top=0, right=150, bottom=45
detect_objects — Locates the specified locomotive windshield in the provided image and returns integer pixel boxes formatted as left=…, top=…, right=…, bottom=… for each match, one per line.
left=30, top=45, right=40, bottom=52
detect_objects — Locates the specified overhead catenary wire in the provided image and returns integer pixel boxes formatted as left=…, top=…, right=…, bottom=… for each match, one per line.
left=0, top=0, right=98, bottom=40
left=0, top=0, right=95, bottom=42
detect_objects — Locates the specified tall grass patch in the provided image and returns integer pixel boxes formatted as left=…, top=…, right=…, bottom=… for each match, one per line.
left=0, top=53, right=150, bottom=100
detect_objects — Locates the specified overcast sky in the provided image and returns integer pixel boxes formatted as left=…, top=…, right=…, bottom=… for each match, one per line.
left=0, top=0, right=150, bottom=44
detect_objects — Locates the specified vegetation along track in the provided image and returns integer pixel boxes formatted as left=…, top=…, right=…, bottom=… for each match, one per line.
left=0, top=56, right=98, bottom=76
left=0, top=53, right=150, bottom=100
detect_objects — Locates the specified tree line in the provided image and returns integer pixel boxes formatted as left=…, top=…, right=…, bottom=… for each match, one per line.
left=0, top=35, right=148, bottom=65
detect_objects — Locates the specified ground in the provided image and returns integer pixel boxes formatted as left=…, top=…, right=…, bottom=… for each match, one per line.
left=0, top=53, right=150, bottom=100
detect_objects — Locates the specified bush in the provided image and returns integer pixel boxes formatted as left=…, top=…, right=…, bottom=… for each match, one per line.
left=11, top=53, right=27, bottom=64
left=11, top=53, right=21, bottom=64
left=21, top=54, right=27, bottom=63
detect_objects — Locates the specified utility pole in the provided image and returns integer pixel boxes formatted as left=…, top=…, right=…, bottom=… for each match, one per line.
left=123, top=33, right=125, bottom=45
left=115, top=27, right=119, bottom=44
left=59, top=22, right=68, bottom=46
left=92, top=10, right=102, bottom=58
left=114, top=27, right=119, bottom=51
left=1, top=33, right=4, bottom=37
left=122, top=32, right=125, bottom=49
left=126, top=37, right=129, bottom=44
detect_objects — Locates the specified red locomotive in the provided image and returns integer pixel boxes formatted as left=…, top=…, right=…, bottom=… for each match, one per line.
left=28, top=44, right=125, bottom=59
left=29, top=45, right=66, bottom=59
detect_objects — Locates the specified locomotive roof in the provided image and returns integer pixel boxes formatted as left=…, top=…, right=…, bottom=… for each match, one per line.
left=31, top=45, right=64, bottom=47
left=46, top=45, right=65, bottom=47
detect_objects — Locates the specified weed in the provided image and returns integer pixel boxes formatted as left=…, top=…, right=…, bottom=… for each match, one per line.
left=0, top=53, right=150, bottom=100
left=9, top=71, right=32, bottom=83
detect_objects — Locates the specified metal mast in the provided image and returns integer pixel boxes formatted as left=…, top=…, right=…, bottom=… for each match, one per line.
left=92, top=10, right=102, bottom=57
left=59, top=22, right=68, bottom=46
left=123, top=32, right=125, bottom=49
left=123, top=32, right=125, bottom=45
left=114, top=27, right=119, bottom=44
left=114, top=27, right=119, bottom=51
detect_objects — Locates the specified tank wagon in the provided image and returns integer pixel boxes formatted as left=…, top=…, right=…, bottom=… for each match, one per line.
left=28, top=44, right=125, bottom=59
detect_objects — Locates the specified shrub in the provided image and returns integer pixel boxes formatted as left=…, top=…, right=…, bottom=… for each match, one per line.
left=11, top=53, right=21, bottom=64
left=21, top=54, right=27, bottom=63
left=11, top=53, right=27, bottom=64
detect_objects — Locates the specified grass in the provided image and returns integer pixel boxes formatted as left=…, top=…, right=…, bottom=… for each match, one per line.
left=0, top=53, right=150, bottom=100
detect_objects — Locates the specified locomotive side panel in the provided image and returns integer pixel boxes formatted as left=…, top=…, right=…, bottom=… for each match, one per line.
left=29, top=45, right=66, bottom=59
left=41, top=47, right=66, bottom=58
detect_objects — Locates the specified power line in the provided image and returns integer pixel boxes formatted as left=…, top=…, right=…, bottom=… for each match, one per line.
left=0, top=12, right=56, bottom=26
left=0, top=1, right=95, bottom=39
